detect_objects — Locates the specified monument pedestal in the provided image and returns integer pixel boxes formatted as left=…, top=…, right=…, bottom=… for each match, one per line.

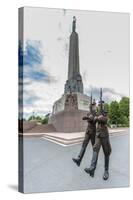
left=48, top=93, right=90, bottom=132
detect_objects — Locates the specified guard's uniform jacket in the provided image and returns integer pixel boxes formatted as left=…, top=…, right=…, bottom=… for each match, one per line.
left=96, top=115, right=109, bottom=137
left=93, top=114, right=111, bottom=156
left=81, top=111, right=97, bottom=150
left=84, top=112, right=97, bottom=136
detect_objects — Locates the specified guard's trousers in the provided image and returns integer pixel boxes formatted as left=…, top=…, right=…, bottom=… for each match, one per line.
left=93, top=136, right=112, bottom=156
left=90, top=135, right=111, bottom=169
left=77, top=133, right=95, bottom=161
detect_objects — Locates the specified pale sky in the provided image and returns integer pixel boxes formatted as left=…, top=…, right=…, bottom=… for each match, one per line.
left=21, top=7, right=130, bottom=118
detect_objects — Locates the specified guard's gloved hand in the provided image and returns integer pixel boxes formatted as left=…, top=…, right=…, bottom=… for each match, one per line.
left=88, top=114, right=94, bottom=120
left=98, top=115, right=108, bottom=123
left=94, top=116, right=98, bottom=122
left=82, top=116, right=87, bottom=120
left=98, top=115, right=104, bottom=120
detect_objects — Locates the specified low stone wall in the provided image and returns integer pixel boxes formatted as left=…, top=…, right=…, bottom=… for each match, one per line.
left=22, top=121, right=37, bottom=132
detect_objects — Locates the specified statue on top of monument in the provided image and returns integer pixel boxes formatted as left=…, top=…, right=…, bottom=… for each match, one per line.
left=72, top=16, right=76, bottom=32
left=72, top=92, right=97, bottom=167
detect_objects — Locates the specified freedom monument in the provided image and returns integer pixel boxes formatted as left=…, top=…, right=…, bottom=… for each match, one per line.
left=49, top=17, right=91, bottom=132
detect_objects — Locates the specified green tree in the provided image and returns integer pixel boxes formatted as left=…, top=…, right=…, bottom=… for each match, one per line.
left=109, top=101, right=120, bottom=126
left=119, top=115, right=129, bottom=127
left=42, top=117, right=48, bottom=124
left=119, top=97, right=129, bottom=118
left=118, top=97, right=129, bottom=126
left=104, top=103, right=109, bottom=113
left=35, top=116, right=42, bottom=123
left=28, top=115, right=35, bottom=121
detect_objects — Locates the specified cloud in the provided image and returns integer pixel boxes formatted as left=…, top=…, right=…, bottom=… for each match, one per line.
left=19, top=88, right=40, bottom=106
left=19, top=40, right=59, bottom=118
left=85, top=85, right=124, bottom=103
left=82, top=70, right=88, bottom=82
left=24, top=68, right=57, bottom=83
left=24, top=94, right=40, bottom=107
left=102, top=87, right=124, bottom=97
left=19, top=40, right=57, bottom=83
left=19, top=40, right=42, bottom=67
left=57, top=36, right=69, bottom=58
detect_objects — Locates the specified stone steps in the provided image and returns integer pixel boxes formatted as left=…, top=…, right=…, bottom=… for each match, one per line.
left=41, top=129, right=126, bottom=146
left=42, top=133, right=84, bottom=141
left=41, top=135, right=83, bottom=146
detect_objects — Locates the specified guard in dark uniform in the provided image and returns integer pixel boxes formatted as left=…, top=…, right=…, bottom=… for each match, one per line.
left=72, top=94, right=97, bottom=167
left=84, top=89, right=111, bottom=180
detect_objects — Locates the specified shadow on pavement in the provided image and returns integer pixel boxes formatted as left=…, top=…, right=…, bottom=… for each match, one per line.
left=8, top=184, right=18, bottom=191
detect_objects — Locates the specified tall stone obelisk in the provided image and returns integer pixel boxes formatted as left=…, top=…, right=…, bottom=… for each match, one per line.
left=49, top=16, right=90, bottom=132
left=65, top=16, right=83, bottom=94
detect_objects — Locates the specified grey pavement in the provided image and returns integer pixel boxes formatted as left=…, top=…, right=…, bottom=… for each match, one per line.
left=23, top=130, right=129, bottom=193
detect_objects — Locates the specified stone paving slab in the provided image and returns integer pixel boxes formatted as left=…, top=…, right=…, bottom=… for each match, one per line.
left=22, top=130, right=129, bottom=193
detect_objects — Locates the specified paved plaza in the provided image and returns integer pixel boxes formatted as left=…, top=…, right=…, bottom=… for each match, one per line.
left=22, top=129, right=129, bottom=193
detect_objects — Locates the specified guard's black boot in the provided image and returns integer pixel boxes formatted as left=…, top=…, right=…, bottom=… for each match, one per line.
left=72, top=146, right=86, bottom=167
left=72, top=158, right=81, bottom=167
left=84, top=166, right=95, bottom=177
left=84, top=151, right=98, bottom=177
left=103, top=156, right=109, bottom=180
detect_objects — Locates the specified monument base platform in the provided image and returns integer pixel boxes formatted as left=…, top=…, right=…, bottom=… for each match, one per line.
left=48, top=109, right=88, bottom=132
